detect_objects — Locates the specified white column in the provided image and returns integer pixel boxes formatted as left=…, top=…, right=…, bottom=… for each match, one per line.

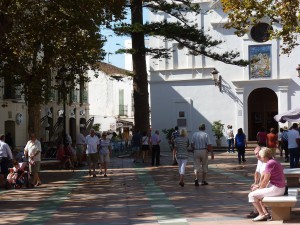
left=235, top=88, right=245, bottom=134
left=278, top=86, right=289, bottom=114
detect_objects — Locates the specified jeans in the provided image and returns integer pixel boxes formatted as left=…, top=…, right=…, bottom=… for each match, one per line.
left=227, top=139, right=234, bottom=152
left=289, top=148, right=300, bottom=168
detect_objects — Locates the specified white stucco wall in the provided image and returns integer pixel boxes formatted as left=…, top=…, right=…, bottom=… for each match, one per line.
left=88, top=69, right=133, bottom=132
left=148, top=0, right=300, bottom=148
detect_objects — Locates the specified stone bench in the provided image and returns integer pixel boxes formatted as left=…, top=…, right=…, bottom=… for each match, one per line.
left=262, top=195, right=297, bottom=220
left=40, top=159, right=60, bottom=168
left=287, top=187, right=300, bottom=197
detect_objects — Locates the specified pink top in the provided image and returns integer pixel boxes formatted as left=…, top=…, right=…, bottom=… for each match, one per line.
left=264, top=159, right=285, bottom=188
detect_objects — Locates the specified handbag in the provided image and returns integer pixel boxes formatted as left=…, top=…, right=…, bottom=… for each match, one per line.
left=29, top=158, right=35, bottom=166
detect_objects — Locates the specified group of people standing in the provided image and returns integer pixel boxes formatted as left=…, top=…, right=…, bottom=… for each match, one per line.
left=255, top=124, right=300, bottom=168
left=131, top=130, right=161, bottom=167
left=0, top=132, right=42, bottom=188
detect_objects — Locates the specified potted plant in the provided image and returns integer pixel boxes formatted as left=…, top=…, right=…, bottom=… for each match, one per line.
left=211, top=120, right=224, bottom=147
left=162, top=128, right=175, bottom=150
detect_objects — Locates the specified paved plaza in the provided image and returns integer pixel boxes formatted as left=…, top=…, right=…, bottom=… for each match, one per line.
left=1, top=149, right=300, bottom=225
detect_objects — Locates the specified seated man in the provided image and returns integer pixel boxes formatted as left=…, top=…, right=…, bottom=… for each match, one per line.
left=56, top=143, right=74, bottom=170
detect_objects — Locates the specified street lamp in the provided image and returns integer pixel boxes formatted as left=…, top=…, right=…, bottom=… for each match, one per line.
left=55, top=68, right=70, bottom=145
left=211, top=68, right=222, bottom=91
left=296, top=64, right=300, bottom=78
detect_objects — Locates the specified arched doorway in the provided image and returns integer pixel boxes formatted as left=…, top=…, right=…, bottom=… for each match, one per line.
left=248, top=88, right=278, bottom=140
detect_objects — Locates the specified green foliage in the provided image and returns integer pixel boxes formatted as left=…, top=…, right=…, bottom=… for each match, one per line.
left=92, top=123, right=101, bottom=132
left=221, top=0, right=300, bottom=54
left=111, top=0, right=250, bottom=133
left=211, top=120, right=225, bottom=140
left=0, top=0, right=126, bottom=133
left=161, top=128, right=175, bottom=141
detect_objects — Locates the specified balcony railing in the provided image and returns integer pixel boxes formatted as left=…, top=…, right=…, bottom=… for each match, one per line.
left=119, top=104, right=128, bottom=117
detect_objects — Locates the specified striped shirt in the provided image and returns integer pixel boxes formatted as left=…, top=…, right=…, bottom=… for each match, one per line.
left=174, top=136, right=189, bottom=159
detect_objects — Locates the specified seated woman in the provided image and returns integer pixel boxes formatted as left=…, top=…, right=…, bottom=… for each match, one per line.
left=248, top=147, right=286, bottom=221
left=56, top=143, right=74, bottom=170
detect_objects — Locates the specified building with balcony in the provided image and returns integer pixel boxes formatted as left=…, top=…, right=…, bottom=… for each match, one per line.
left=88, top=62, right=134, bottom=137
left=0, top=74, right=91, bottom=148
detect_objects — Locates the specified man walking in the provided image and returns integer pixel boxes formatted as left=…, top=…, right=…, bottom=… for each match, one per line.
left=85, top=129, right=100, bottom=177
left=226, top=125, right=235, bottom=153
left=191, top=124, right=213, bottom=186
left=0, top=134, right=13, bottom=178
left=287, top=123, right=300, bottom=168
left=151, top=130, right=161, bottom=166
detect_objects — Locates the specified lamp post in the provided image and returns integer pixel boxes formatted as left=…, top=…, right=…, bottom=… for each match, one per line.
left=211, top=68, right=222, bottom=91
left=55, top=68, right=69, bottom=145
left=296, top=64, right=300, bottom=78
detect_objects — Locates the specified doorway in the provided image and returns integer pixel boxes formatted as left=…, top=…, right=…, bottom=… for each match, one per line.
left=5, top=120, right=15, bottom=149
left=248, top=88, right=278, bottom=141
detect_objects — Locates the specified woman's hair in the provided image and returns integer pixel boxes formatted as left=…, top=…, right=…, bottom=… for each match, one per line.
left=237, top=128, right=243, bottom=135
left=270, top=128, right=276, bottom=134
left=180, top=128, right=187, bottom=137
left=259, top=147, right=273, bottom=159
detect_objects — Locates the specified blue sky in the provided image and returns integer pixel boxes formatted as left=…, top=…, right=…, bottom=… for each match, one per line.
left=102, top=8, right=149, bottom=70
left=102, top=29, right=128, bottom=69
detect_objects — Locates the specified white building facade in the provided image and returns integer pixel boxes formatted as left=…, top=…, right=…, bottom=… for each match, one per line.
left=88, top=62, right=134, bottom=137
left=148, top=0, right=300, bottom=146
left=0, top=78, right=90, bottom=148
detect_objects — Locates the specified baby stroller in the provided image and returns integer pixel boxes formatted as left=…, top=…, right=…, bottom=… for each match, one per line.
left=5, top=160, right=30, bottom=189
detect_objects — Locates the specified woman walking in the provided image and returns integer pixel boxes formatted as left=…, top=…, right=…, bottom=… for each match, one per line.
left=235, top=128, right=247, bottom=164
left=174, top=128, right=189, bottom=187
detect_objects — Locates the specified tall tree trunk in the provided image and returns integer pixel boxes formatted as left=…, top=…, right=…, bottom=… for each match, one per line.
left=27, top=95, right=41, bottom=139
left=131, top=0, right=150, bottom=133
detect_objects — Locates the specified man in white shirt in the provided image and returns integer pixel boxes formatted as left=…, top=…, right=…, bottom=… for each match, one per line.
left=0, top=134, right=13, bottom=178
left=85, top=129, right=100, bottom=177
left=191, top=124, right=213, bottom=186
left=247, top=146, right=268, bottom=219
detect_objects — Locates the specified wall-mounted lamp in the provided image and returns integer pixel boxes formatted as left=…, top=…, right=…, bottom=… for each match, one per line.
left=211, top=68, right=222, bottom=91
left=296, top=64, right=300, bottom=78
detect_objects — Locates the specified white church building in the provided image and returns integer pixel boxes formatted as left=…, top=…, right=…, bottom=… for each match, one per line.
left=147, top=0, right=300, bottom=146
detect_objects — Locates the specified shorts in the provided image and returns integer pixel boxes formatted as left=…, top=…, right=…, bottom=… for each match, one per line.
left=87, top=153, right=99, bottom=164
left=132, top=146, right=140, bottom=152
left=100, top=153, right=110, bottom=163
left=142, top=145, right=150, bottom=151
left=30, top=161, right=41, bottom=173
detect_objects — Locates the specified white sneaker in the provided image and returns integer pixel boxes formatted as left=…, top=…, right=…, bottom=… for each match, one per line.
left=252, top=215, right=268, bottom=222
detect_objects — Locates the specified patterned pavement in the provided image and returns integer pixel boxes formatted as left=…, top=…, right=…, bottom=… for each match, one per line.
left=1, top=149, right=300, bottom=225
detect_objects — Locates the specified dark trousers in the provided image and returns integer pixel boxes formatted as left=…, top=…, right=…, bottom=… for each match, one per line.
left=289, top=148, right=299, bottom=168
left=151, top=145, right=160, bottom=166
left=237, top=146, right=245, bottom=163
left=0, top=157, right=10, bottom=178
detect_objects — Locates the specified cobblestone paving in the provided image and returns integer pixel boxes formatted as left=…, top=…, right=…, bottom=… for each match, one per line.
left=1, top=150, right=300, bottom=225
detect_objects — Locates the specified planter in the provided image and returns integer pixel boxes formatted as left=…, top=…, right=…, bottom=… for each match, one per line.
left=216, top=139, right=221, bottom=147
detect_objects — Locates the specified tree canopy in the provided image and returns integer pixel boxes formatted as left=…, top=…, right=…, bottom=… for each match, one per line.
left=0, top=0, right=126, bottom=133
left=221, top=0, right=300, bottom=54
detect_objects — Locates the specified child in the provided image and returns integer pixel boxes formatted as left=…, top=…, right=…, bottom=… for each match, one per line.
left=7, top=161, right=21, bottom=184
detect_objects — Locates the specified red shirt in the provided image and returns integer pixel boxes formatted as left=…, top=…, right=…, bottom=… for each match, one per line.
left=267, top=133, right=278, bottom=148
